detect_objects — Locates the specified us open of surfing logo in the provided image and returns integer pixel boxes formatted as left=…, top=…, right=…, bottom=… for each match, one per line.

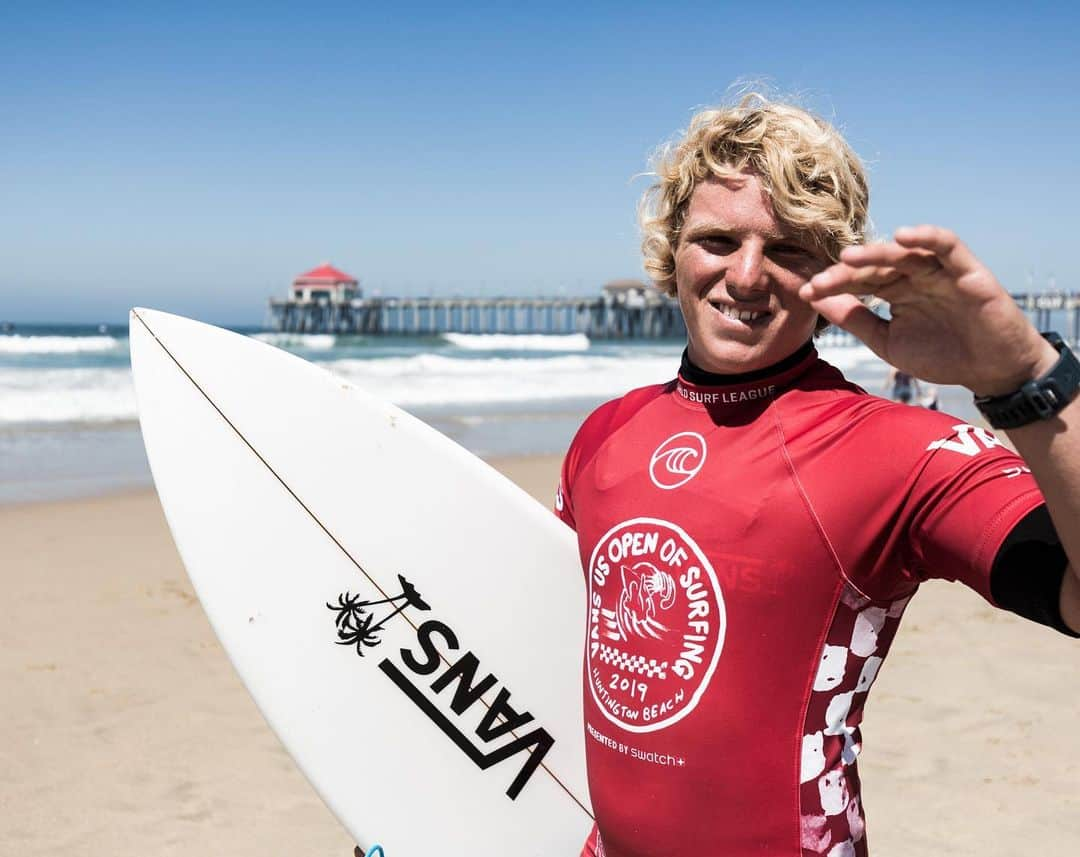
left=649, top=432, right=707, bottom=489
left=327, top=574, right=553, bottom=800
left=587, top=518, right=725, bottom=733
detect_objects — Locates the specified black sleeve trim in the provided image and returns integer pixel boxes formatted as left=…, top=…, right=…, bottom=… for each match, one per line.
left=990, top=505, right=1080, bottom=638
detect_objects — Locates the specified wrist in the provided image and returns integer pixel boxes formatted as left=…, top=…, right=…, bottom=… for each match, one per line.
left=973, top=333, right=1080, bottom=429
left=969, top=338, right=1061, bottom=398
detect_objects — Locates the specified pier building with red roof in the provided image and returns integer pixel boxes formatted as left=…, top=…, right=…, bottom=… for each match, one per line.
left=290, top=263, right=360, bottom=303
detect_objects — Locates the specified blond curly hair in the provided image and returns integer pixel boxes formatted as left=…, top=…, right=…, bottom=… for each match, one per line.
left=640, top=94, right=870, bottom=304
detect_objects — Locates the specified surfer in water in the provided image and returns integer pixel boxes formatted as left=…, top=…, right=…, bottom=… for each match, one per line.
left=556, top=93, right=1080, bottom=857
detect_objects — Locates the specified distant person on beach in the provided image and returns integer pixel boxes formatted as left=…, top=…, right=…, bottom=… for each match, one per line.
left=555, top=93, right=1079, bottom=857
left=883, top=365, right=920, bottom=404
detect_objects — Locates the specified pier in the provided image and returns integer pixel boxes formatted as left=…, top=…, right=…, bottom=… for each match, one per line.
left=267, top=294, right=688, bottom=338
left=268, top=274, right=687, bottom=339
left=266, top=266, right=1080, bottom=344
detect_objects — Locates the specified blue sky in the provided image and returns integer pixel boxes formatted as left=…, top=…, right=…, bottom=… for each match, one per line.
left=2, top=1, right=1077, bottom=324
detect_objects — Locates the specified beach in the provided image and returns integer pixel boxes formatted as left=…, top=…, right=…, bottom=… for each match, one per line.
left=4, top=454, right=1079, bottom=857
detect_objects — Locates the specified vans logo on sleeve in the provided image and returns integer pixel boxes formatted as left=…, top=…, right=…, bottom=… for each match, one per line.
left=926, top=423, right=1004, bottom=457
left=649, top=432, right=707, bottom=489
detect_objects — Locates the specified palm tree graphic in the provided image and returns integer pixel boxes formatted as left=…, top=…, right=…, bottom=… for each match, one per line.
left=328, top=574, right=431, bottom=655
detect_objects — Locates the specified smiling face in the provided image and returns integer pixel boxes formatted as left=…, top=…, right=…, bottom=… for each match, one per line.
left=674, top=171, right=829, bottom=374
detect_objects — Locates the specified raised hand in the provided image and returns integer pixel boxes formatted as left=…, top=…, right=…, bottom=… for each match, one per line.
left=798, top=225, right=1058, bottom=397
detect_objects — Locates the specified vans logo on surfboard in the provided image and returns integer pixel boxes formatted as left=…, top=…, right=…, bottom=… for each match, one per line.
left=327, top=576, right=554, bottom=800
left=328, top=575, right=432, bottom=653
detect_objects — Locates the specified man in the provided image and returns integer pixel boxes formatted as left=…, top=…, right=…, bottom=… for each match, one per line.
left=882, top=365, right=919, bottom=404
left=555, top=95, right=1080, bottom=857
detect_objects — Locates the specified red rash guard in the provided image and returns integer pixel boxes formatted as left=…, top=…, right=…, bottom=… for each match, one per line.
left=555, top=347, right=1044, bottom=857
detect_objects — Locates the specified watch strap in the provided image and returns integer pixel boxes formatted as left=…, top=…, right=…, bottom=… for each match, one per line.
left=974, top=332, right=1080, bottom=429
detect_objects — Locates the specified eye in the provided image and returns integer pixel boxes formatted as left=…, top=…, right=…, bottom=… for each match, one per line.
left=768, top=243, right=821, bottom=268
left=697, top=235, right=737, bottom=254
left=770, top=242, right=809, bottom=257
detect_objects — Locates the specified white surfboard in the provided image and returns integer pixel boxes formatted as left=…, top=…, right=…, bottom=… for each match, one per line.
left=129, top=308, right=593, bottom=856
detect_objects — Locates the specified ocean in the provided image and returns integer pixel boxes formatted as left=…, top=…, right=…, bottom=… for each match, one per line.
left=0, top=322, right=893, bottom=504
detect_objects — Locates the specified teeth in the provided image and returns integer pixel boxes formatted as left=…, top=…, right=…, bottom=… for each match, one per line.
left=715, top=304, right=765, bottom=323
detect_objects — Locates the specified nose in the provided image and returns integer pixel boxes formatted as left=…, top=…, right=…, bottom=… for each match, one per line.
left=725, top=242, right=767, bottom=296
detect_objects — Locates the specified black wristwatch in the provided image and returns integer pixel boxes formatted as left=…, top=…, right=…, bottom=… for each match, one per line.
left=974, top=332, right=1080, bottom=429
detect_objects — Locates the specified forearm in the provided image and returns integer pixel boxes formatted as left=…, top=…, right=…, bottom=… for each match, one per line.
left=1005, top=396, right=1080, bottom=631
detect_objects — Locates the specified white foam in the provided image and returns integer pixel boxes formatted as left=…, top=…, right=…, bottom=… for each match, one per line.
left=441, top=332, right=590, bottom=352
left=0, top=344, right=887, bottom=426
left=251, top=332, right=337, bottom=350
left=325, top=354, right=677, bottom=407
left=0, top=367, right=136, bottom=424
left=0, top=334, right=123, bottom=354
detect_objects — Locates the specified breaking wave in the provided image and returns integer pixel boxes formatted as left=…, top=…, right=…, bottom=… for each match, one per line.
left=441, top=332, right=590, bottom=352
left=0, top=335, right=123, bottom=355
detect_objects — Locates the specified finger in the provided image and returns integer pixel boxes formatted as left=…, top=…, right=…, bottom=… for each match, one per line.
left=801, top=263, right=903, bottom=299
left=809, top=293, right=889, bottom=356
left=840, top=243, right=943, bottom=278
left=892, top=225, right=980, bottom=277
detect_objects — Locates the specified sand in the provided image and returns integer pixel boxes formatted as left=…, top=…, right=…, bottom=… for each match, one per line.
left=3, top=456, right=1079, bottom=856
